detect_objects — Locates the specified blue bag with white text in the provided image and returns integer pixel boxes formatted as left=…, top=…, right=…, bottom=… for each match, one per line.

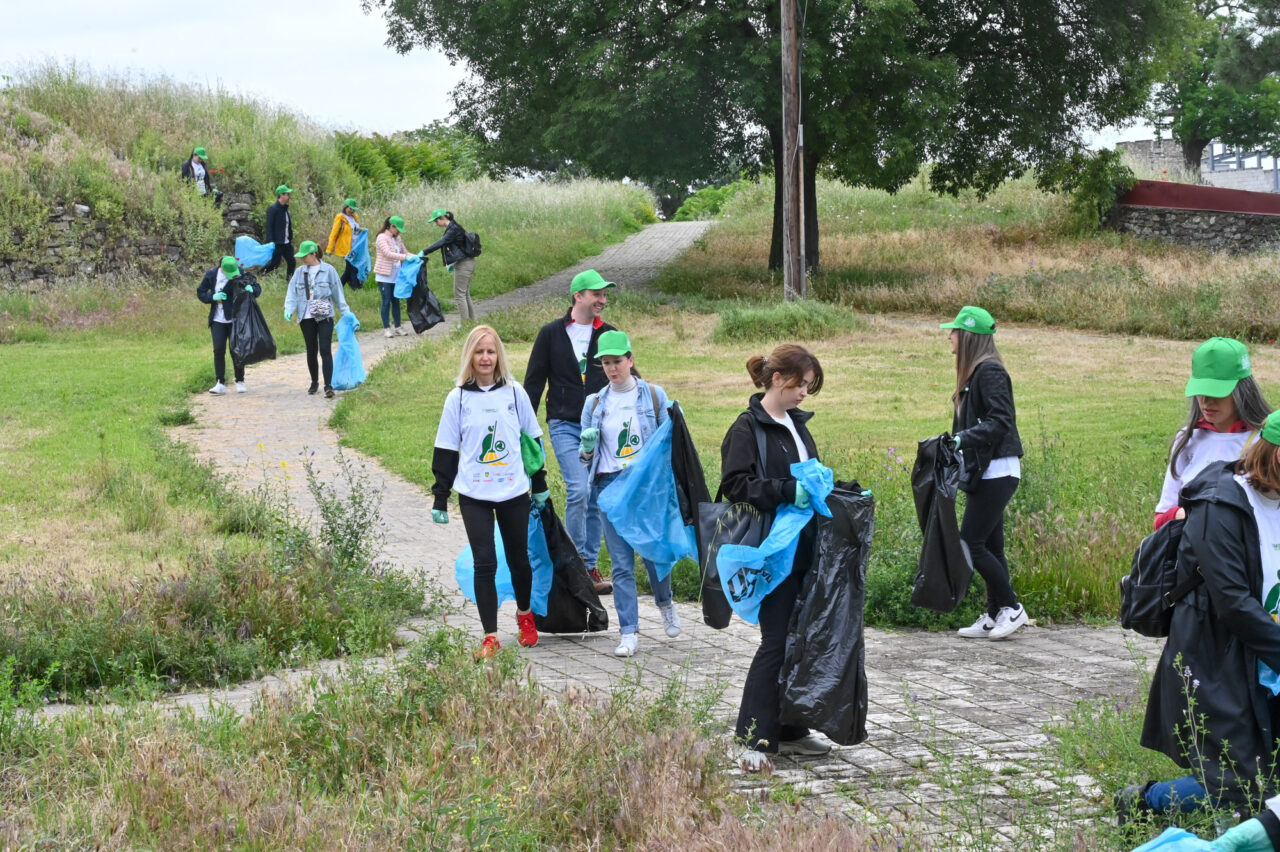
left=234, top=235, right=276, bottom=269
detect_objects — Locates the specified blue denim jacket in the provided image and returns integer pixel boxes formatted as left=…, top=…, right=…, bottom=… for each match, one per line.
left=283, top=261, right=351, bottom=320
left=579, top=378, right=669, bottom=485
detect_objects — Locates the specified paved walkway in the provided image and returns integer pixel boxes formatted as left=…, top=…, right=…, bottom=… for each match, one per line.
left=157, top=220, right=1159, bottom=842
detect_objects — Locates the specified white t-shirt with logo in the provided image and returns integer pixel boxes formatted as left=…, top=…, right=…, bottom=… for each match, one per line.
left=434, top=382, right=543, bottom=503
left=212, top=268, right=230, bottom=324
left=1237, top=473, right=1280, bottom=619
left=565, top=322, right=594, bottom=382
left=1157, top=429, right=1257, bottom=514
left=597, top=386, right=645, bottom=474
left=770, top=413, right=810, bottom=463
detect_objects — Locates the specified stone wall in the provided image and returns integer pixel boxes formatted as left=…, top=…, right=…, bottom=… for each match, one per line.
left=221, top=191, right=260, bottom=240
left=1117, top=139, right=1191, bottom=180
left=1112, top=205, right=1280, bottom=253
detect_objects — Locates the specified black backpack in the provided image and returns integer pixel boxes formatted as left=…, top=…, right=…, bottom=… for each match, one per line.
left=1119, top=516, right=1202, bottom=637
left=464, top=231, right=482, bottom=257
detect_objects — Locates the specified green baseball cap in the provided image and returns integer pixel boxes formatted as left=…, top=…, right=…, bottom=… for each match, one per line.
left=596, top=330, right=633, bottom=358
left=570, top=269, right=615, bottom=295
left=294, top=240, right=320, bottom=257
left=940, top=305, right=996, bottom=335
left=193, top=147, right=208, bottom=159
left=344, top=198, right=359, bottom=211
left=389, top=215, right=405, bottom=231
left=1185, top=337, right=1252, bottom=398
left=220, top=256, right=239, bottom=277
left=276, top=184, right=293, bottom=196
left=1261, top=410, right=1280, bottom=445
left=430, top=208, right=448, bottom=220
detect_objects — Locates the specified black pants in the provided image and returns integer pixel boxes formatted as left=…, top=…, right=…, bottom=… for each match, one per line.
left=735, top=530, right=813, bottom=753
left=299, top=317, right=334, bottom=390
left=341, top=261, right=362, bottom=290
left=264, top=242, right=295, bottom=277
left=960, top=475, right=1020, bottom=617
left=210, top=321, right=244, bottom=383
left=459, top=493, right=532, bottom=634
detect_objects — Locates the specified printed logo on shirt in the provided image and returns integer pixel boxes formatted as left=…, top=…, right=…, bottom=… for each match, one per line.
left=476, top=423, right=510, bottom=465
left=579, top=357, right=587, bottom=381
left=614, top=418, right=641, bottom=459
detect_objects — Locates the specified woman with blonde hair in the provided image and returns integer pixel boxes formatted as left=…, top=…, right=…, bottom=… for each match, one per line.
left=430, top=325, right=550, bottom=657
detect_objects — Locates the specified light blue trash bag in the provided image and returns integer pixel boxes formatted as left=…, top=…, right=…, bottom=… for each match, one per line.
left=331, top=312, right=366, bottom=390
left=395, top=255, right=422, bottom=298
left=234, top=235, right=277, bottom=269
left=453, top=507, right=554, bottom=616
left=597, top=418, right=697, bottom=582
left=716, top=459, right=835, bottom=624
left=345, top=228, right=370, bottom=283
left=1129, top=826, right=1216, bottom=852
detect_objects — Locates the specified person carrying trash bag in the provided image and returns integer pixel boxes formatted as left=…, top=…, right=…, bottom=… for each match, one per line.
left=940, top=306, right=1028, bottom=640
left=421, top=209, right=477, bottom=321
left=578, top=330, right=680, bottom=657
left=196, top=255, right=257, bottom=394
left=1117, top=411, right=1280, bottom=826
left=326, top=198, right=366, bottom=290
left=718, top=343, right=833, bottom=774
left=282, top=240, right=351, bottom=398
left=373, top=216, right=411, bottom=338
left=430, top=325, right=550, bottom=659
left=331, top=312, right=366, bottom=390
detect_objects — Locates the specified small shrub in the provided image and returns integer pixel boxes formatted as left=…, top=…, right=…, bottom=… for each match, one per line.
left=712, top=300, right=866, bottom=343
left=156, top=407, right=194, bottom=427
left=673, top=179, right=751, bottom=221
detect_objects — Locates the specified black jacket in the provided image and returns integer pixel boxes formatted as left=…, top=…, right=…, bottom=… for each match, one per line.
left=265, top=201, right=292, bottom=246
left=522, top=312, right=615, bottom=422
left=180, top=159, right=212, bottom=194
left=1141, top=461, right=1280, bottom=805
left=951, top=360, right=1023, bottom=492
left=720, top=394, right=819, bottom=511
left=196, top=268, right=256, bottom=327
left=422, top=221, right=469, bottom=266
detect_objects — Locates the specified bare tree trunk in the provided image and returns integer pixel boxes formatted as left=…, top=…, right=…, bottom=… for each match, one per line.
left=1182, top=135, right=1210, bottom=175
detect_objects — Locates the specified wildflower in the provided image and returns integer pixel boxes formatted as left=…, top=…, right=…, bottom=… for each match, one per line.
left=1193, top=679, right=1200, bottom=689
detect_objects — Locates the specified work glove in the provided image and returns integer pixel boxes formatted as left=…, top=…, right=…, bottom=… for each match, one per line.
left=531, top=491, right=550, bottom=510
left=579, top=428, right=600, bottom=454
left=1214, top=817, right=1271, bottom=852
left=431, top=509, right=448, bottom=524
left=243, top=284, right=254, bottom=294
left=794, top=483, right=811, bottom=510
left=446, top=264, right=455, bottom=273
left=953, top=433, right=962, bottom=449
left=212, top=292, right=227, bottom=301
left=284, top=310, right=293, bottom=322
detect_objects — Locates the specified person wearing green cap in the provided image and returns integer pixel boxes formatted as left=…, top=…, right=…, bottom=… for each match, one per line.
left=326, top=199, right=365, bottom=290
left=373, top=216, right=411, bottom=337
left=577, top=330, right=677, bottom=656
left=421, top=210, right=477, bottom=320
left=263, top=185, right=295, bottom=278
left=1123, top=409, right=1280, bottom=825
left=180, top=147, right=222, bottom=208
left=282, top=240, right=351, bottom=398
left=523, top=268, right=619, bottom=593
left=1155, top=337, right=1272, bottom=532
left=196, top=255, right=258, bottom=394
left=939, top=306, right=1028, bottom=641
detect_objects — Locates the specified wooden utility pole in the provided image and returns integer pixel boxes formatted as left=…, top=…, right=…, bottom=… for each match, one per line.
left=780, top=0, right=805, bottom=300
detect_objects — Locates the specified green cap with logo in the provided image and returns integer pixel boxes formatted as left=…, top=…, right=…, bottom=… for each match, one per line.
left=220, top=256, right=239, bottom=277
left=570, top=269, right=615, bottom=295
left=293, top=240, right=320, bottom=257
left=344, top=198, right=359, bottom=211
left=389, top=215, right=405, bottom=231
left=1261, top=410, right=1280, bottom=445
left=276, top=184, right=293, bottom=196
left=193, top=147, right=208, bottom=160
left=430, top=208, right=448, bottom=221
left=1185, top=337, right=1251, bottom=398
left=940, top=306, right=996, bottom=335
left=596, top=330, right=633, bottom=358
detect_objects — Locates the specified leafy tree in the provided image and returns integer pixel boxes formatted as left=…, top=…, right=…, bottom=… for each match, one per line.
left=364, top=0, right=1183, bottom=271
left=1151, top=0, right=1280, bottom=170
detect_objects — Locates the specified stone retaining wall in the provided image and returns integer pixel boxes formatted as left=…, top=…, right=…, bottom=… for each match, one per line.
left=1112, top=205, right=1280, bottom=252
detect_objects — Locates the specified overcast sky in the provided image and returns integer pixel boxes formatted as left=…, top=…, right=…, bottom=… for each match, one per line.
left=2, top=0, right=468, bottom=134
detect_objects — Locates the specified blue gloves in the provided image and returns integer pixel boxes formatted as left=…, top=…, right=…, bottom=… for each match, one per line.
left=1215, top=818, right=1271, bottom=851
left=284, top=310, right=293, bottom=322
left=531, top=491, right=550, bottom=509
left=580, top=428, right=600, bottom=454
left=243, top=284, right=254, bottom=294
left=794, top=483, right=811, bottom=509
left=212, top=292, right=227, bottom=301
left=953, top=433, right=962, bottom=449
left=431, top=509, right=448, bottom=524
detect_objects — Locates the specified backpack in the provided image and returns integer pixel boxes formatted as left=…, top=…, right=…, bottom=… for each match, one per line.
left=1119, top=516, right=1202, bottom=637
left=465, top=231, right=482, bottom=258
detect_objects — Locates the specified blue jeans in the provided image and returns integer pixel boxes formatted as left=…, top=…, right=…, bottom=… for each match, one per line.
left=548, top=419, right=601, bottom=570
left=1146, top=776, right=1213, bottom=813
left=378, top=279, right=402, bottom=328
left=592, top=472, right=672, bottom=634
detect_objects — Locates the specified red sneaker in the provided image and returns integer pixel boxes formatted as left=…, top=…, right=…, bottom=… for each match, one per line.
left=475, top=635, right=500, bottom=659
left=516, top=611, right=539, bottom=647
left=588, top=568, right=613, bottom=595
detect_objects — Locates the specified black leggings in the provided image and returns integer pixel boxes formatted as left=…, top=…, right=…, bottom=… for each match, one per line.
left=459, top=493, right=532, bottom=634
left=299, top=317, right=334, bottom=389
left=210, top=321, right=244, bottom=383
left=960, top=475, right=1020, bottom=617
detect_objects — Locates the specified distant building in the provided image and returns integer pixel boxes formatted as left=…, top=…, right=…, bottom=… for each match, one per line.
left=1117, top=138, right=1280, bottom=194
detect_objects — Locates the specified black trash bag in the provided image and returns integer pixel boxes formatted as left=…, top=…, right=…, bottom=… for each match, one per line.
left=669, top=403, right=733, bottom=629
left=230, top=290, right=277, bottom=366
left=780, top=482, right=874, bottom=746
left=533, top=500, right=609, bottom=634
left=910, top=435, right=972, bottom=612
left=408, top=263, right=445, bottom=334
left=696, top=500, right=770, bottom=629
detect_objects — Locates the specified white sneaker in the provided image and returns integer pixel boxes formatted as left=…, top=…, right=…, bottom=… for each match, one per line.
left=614, top=633, right=639, bottom=657
left=739, top=749, right=774, bottom=774
left=957, top=612, right=996, bottom=639
left=778, top=733, right=832, bottom=756
left=208, top=382, right=227, bottom=395
left=395, top=326, right=408, bottom=336
left=989, top=604, right=1029, bottom=640
left=384, top=328, right=394, bottom=338
left=235, top=382, right=247, bottom=393
left=660, top=605, right=681, bottom=638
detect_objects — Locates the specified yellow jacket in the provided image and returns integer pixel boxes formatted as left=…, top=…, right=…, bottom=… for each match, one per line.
left=326, top=212, right=361, bottom=257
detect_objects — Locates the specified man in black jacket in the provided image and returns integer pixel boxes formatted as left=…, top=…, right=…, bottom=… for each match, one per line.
left=523, top=269, right=616, bottom=592
left=262, top=184, right=295, bottom=277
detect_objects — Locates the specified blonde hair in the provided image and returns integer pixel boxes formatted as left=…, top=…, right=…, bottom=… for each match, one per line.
left=456, top=325, right=514, bottom=386
left=952, top=330, right=1004, bottom=410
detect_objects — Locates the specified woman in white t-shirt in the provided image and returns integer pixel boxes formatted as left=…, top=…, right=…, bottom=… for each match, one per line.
left=578, top=331, right=675, bottom=658
left=430, top=325, right=550, bottom=658
left=1154, top=336, right=1271, bottom=531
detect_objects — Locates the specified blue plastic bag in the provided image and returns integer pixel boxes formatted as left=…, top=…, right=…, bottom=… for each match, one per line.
left=331, top=312, right=365, bottom=390
left=234, top=235, right=276, bottom=269
left=345, top=228, right=370, bottom=283
left=454, top=507, right=553, bottom=616
left=394, top=255, right=422, bottom=298
left=716, top=459, right=835, bottom=624
left=597, top=418, right=697, bottom=581
left=1129, top=827, right=1215, bottom=852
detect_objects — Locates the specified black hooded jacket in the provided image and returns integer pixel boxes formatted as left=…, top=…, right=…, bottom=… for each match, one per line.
left=951, top=360, right=1023, bottom=492
left=720, top=394, right=819, bottom=510
left=1141, top=460, right=1280, bottom=805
